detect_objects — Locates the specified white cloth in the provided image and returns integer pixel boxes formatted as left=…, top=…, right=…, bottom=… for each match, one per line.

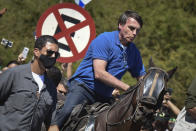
left=32, top=72, right=44, bottom=93
left=173, top=107, right=196, bottom=131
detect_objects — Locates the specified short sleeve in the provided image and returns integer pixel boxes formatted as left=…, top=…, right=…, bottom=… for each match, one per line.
left=91, top=34, right=110, bottom=61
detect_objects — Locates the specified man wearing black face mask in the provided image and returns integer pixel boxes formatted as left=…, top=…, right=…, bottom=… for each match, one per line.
left=0, top=35, right=60, bottom=131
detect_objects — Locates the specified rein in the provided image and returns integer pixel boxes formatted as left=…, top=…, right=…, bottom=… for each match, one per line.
left=105, top=67, right=168, bottom=129
left=105, top=81, right=142, bottom=128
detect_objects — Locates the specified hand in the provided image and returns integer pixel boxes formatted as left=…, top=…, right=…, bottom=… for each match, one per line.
left=112, top=89, right=120, bottom=97
left=164, top=92, right=171, bottom=101
left=17, top=53, right=26, bottom=63
left=61, top=63, right=68, bottom=71
left=0, top=8, right=7, bottom=16
left=162, top=99, right=167, bottom=104
left=162, top=99, right=170, bottom=108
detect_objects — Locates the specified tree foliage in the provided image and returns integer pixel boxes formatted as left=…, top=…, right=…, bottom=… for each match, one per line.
left=0, top=0, right=195, bottom=108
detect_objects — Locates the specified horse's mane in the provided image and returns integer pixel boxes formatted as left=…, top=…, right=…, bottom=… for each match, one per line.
left=115, top=81, right=141, bottom=102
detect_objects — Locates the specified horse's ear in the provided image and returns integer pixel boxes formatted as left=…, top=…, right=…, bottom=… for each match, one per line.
left=167, top=66, right=177, bottom=80
left=149, top=57, right=155, bottom=68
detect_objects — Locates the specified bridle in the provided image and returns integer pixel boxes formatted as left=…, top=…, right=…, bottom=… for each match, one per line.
left=105, top=82, right=140, bottom=127
left=105, top=67, right=169, bottom=129
left=148, top=67, right=169, bottom=80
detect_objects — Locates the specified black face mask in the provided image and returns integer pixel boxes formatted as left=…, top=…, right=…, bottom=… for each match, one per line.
left=39, top=54, right=56, bottom=69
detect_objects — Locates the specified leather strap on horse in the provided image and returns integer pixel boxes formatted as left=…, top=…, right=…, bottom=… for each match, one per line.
left=61, top=101, right=110, bottom=131
left=149, top=67, right=169, bottom=80
left=88, top=102, right=110, bottom=115
left=61, top=101, right=88, bottom=131
left=105, top=84, right=140, bottom=129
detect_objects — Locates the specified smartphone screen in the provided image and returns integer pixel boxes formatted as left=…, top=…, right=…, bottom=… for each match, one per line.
left=22, top=47, right=29, bottom=59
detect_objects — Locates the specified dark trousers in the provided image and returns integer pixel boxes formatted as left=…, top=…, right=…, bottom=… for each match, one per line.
left=55, top=79, right=111, bottom=129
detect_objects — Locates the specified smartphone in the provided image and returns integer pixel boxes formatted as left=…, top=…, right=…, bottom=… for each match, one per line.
left=22, top=47, right=29, bottom=59
left=1, top=38, right=13, bottom=47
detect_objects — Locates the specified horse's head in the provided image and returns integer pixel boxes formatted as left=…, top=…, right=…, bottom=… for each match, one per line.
left=133, top=58, right=177, bottom=124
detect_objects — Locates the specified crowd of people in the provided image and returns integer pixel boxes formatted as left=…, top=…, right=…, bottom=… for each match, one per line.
left=0, top=7, right=195, bottom=131
left=141, top=88, right=180, bottom=131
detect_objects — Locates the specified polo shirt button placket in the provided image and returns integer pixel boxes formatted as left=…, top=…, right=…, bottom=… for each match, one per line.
left=123, top=50, right=128, bottom=68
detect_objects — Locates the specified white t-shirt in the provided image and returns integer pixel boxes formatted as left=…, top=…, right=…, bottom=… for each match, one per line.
left=173, top=107, right=196, bottom=131
left=32, top=72, right=44, bottom=93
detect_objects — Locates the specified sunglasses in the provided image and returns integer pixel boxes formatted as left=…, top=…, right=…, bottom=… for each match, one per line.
left=46, top=50, right=60, bottom=58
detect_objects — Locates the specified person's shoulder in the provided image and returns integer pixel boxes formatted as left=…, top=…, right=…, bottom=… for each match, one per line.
left=97, top=31, right=117, bottom=39
left=12, top=63, right=30, bottom=72
left=6, top=63, right=31, bottom=76
left=96, top=31, right=118, bottom=45
left=186, top=76, right=196, bottom=97
left=91, top=31, right=116, bottom=47
left=0, top=63, right=29, bottom=78
left=102, top=31, right=118, bottom=37
left=128, top=42, right=140, bottom=54
left=129, top=42, right=137, bottom=48
left=102, top=31, right=117, bottom=35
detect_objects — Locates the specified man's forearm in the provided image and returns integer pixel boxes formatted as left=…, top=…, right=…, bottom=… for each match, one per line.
left=66, top=63, right=72, bottom=79
left=167, top=100, right=180, bottom=115
left=94, top=70, right=129, bottom=91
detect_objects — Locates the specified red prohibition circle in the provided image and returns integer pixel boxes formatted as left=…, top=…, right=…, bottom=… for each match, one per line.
left=36, top=3, right=96, bottom=63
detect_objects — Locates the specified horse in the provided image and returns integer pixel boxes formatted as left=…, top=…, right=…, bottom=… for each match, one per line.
left=62, top=58, right=177, bottom=131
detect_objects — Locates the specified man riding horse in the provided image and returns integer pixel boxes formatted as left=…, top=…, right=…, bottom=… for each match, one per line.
left=51, top=10, right=146, bottom=130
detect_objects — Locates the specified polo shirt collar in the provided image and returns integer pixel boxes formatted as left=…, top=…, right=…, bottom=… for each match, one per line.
left=114, top=30, right=132, bottom=49
left=115, top=31, right=121, bottom=46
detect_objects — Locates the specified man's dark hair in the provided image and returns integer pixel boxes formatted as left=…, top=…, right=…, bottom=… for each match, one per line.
left=47, top=66, right=62, bottom=87
left=118, top=10, right=143, bottom=28
left=34, top=35, right=59, bottom=50
left=165, top=88, right=173, bottom=95
left=60, top=77, right=68, bottom=88
left=6, top=60, right=19, bottom=67
left=141, top=121, right=154, bottom=131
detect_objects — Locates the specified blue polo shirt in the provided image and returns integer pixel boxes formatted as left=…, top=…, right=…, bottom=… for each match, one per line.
left=70, top=31, right=146, bottom=97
